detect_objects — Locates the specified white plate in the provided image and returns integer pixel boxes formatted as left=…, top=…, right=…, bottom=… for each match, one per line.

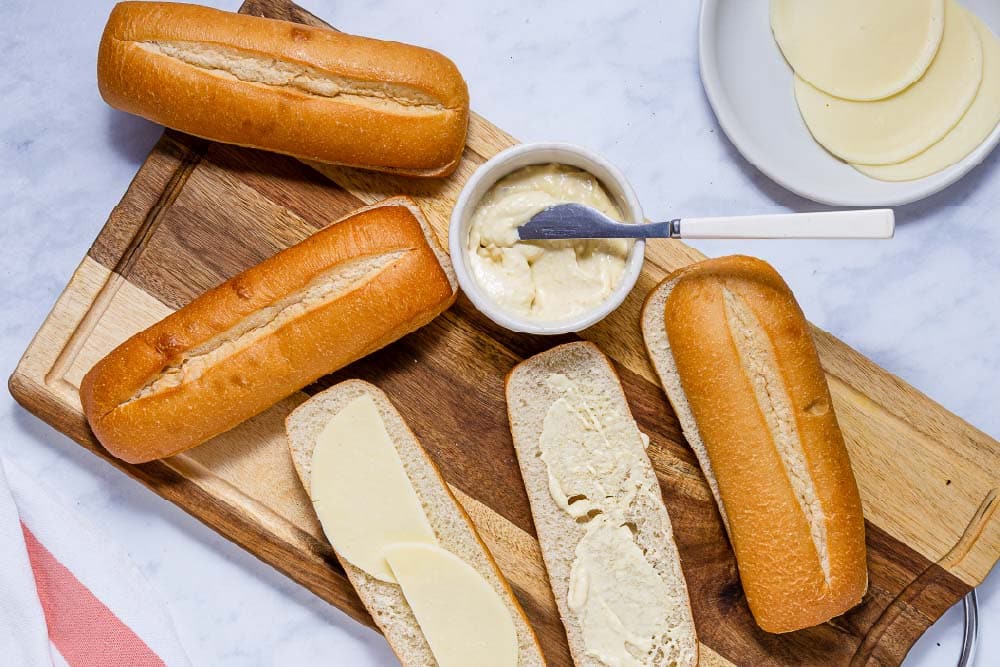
left=698, top=0, right=1000, bottom=206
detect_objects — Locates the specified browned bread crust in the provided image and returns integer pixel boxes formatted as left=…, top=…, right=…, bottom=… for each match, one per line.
left=80, top=197, right=457, bottom=463
left=97, top=2, right=469, bottom=177
left=644, top=255, right=867, bottom=633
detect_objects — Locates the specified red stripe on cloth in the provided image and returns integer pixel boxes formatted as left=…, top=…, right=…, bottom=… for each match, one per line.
left=20, top=522, right=165, bottom=667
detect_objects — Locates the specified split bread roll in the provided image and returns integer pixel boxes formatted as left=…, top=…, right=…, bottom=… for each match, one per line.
left=98, top=2, right=469, bottom=177
left=641, top=255, right=868, bottom=634
left=506, top=342, right=698, bottom=667
left=81, top=197, right=456, bottom=464
left=286, top=380, right=545, bottom=667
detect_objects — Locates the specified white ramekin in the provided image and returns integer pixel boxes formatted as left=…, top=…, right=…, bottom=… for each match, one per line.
left=449, top=143, right=645, bottom=335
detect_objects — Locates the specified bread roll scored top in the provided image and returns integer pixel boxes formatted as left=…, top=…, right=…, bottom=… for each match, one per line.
left=81, top=198, right=456, bottom=463
left=98, top=2, right=469, bottom=176
left=648, top=255, right=867, bottom=633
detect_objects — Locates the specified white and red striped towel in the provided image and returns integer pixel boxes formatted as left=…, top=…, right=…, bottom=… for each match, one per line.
left=0, top=457, right=190, bottom=666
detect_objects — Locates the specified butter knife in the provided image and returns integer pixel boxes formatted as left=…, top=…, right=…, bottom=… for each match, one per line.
left=516, top=204, right=894, bottom=240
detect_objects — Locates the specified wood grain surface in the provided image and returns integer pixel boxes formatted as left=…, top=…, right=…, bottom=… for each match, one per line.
left=9, top=1, right=999, bottom=665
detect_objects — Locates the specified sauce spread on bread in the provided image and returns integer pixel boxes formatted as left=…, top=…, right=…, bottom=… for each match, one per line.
left=539, top=373, right=684, bottom=666
left=568, top=517, right=673, bottom=667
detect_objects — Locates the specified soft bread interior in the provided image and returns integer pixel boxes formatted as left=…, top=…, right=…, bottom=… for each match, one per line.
left=641, top=275, right=731, bottom=533
left=506, top=342, right=697, bottom=667
left=136, top=41, right=450, bottom=114
left=286, top=380, right=543, bottom=667
left=721, top=287, right=829, bottom=580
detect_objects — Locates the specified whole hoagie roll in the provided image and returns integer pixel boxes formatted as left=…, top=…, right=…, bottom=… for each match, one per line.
left=81, top=197, right=457, bottom=463
left=97, top=2, right=469, bottom=177
left=641, top=255, right=867, bottom=633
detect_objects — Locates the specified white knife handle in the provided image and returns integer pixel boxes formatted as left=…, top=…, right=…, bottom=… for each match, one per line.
left=677, top=209, right=894, bottom=239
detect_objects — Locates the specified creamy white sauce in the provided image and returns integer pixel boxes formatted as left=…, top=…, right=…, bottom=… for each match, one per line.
left=538, top=374, right=676, bottom=666
left=568, top=517, right=672, bottom=667
left=466, top=164, right=632, bottom=322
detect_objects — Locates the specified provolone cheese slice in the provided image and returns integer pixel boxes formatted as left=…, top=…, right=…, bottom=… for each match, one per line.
left=855, top=14, right=1000, bottom=181
left=772, top=0, right=945, bottom=101
left=385, top=543, right=518, bottom=667
left=794, top=0, right=983, bottom=165
left=310, top=395, right=437, bottom=582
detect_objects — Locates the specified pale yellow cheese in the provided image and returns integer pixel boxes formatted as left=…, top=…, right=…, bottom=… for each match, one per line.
left=855, top=14, right=1000, bottom=181
left=385, top=543, right=518, bottom=667
left=771, top=0, right=945, bottom=101
left=310, top=395, right=437, bottom=582
left=794, top=0, right=983, bottom=165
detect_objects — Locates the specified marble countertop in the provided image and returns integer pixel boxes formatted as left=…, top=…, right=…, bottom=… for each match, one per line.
left=1, top=0, right=996, bottom=664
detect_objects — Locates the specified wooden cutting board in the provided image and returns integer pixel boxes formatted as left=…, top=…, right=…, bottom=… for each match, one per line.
left=9, top=1, right=999, bottom=664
